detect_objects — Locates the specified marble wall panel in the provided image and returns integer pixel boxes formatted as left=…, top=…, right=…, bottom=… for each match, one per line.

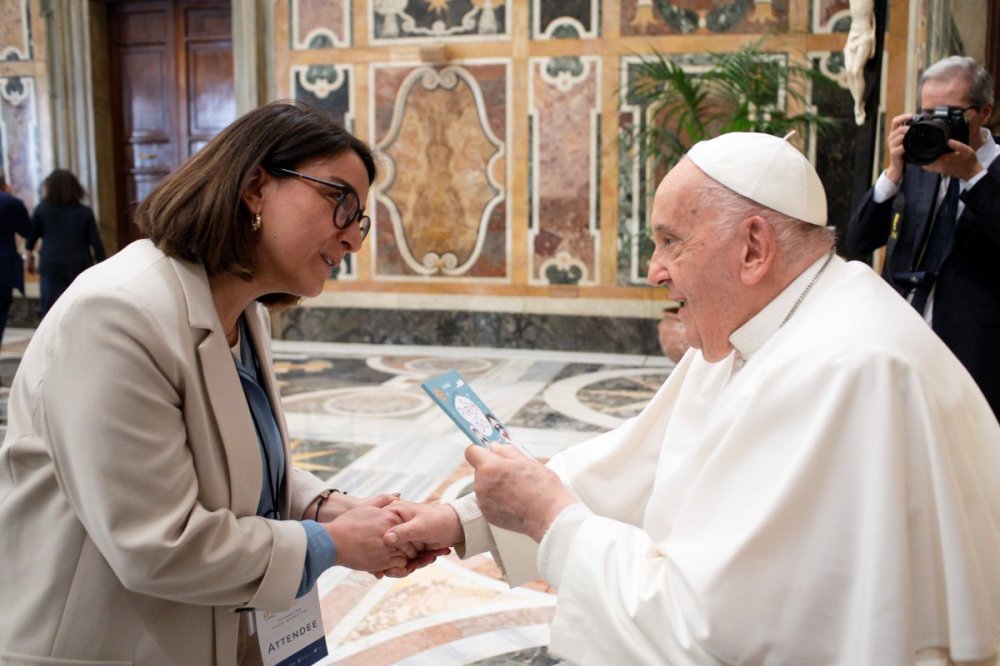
left=617, top=55, right=663, bottom=286
left=371, top=62, right=508, bottom=280
left=0, top=0, right=31, bottom=60
left=0, top=76, right=40, bottom=209
left=291, top=0, right=351, bottom=48
left=292, top=64, right=353, bottom=127
left=814, top=0, right=851, bottom=32
left=528, top=56, right=600, bottom=286
left=277, top=307, right=662, bottom=355
left=621, top=0, right=789, bottom=35
left=370, top=0, right=509, bottom=42
left=532, top=0, right=599, bottom=39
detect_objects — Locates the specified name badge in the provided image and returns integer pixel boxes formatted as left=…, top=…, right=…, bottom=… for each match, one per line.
left=255, top=587, right=328, bottom=666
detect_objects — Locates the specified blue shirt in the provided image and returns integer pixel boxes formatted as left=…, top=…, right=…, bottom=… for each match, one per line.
left=233, top=316, right=335, bottom=596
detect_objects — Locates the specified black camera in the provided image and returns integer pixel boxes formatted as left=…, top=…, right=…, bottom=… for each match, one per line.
left=903, top=106, right=970, bottom=165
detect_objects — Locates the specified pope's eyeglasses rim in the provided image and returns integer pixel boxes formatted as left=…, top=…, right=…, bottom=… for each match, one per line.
left=276, top=167, right=370, bottom=241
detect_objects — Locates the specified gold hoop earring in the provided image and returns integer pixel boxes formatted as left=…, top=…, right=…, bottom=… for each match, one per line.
left=251, top=212, right=261, bottom=232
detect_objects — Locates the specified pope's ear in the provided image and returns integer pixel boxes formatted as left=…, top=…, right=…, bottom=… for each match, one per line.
left=739, top=215, right=776, bottom=286
left=241, top=166, right=268, bottom=210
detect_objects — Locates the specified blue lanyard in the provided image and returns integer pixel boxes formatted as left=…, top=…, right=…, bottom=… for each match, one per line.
left=233, top=316, right=285, bottom=519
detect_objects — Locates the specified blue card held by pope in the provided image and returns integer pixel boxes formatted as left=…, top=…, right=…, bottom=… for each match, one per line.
left=421, top=370, right=521, bottom=451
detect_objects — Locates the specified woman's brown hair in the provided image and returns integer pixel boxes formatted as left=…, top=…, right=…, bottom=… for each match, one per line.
left=135, top=100, right=377, bottom=283
left=41, top=169, right=86, bottom=206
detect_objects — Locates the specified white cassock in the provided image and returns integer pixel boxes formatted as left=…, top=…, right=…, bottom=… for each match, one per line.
left=452, top=256, right=1000, bottom=666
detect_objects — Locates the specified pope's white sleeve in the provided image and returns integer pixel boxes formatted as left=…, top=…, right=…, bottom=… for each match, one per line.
left=540, top=512, right=725, bottom=666
left=446, top=493, right=542, bottom=587
left=447, top=493, right=495, bottom=558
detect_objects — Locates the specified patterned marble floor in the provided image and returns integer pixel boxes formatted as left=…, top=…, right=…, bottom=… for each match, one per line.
left=0, top=329, right=674, bottom=665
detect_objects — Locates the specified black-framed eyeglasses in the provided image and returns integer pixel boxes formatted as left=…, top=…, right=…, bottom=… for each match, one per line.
left=916, top=104, right=978, bottom=115
left=277, top=168, right=371, bottom=241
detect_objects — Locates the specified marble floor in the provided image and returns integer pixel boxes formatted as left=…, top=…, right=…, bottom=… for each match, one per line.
left=0, top=329, right=674, bottom=665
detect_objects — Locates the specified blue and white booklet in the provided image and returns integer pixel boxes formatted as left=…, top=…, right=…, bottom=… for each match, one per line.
left=421, top=369, right=540, bottom=586
left=420, top=370, right=535, bottom=458
left=421, top=370, right=517, bottom=448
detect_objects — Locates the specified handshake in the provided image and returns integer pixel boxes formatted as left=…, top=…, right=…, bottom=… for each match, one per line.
left=312, top=493, right=464, bottom=579
left=308, top=441, right=578, bottom=579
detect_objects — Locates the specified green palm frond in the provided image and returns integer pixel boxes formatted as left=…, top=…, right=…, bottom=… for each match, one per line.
left=623, top=38, right=840, bottom=170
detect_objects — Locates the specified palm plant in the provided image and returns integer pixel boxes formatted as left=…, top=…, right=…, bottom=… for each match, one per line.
left=626, top=39, right=838, bottom=174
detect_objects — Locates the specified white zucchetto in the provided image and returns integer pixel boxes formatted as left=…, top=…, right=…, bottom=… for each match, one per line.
left=686, top=131, right=828, bottom=226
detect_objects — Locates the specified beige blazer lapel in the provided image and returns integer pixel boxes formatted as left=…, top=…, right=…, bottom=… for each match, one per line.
left=170, top=256, right=262, bottom=517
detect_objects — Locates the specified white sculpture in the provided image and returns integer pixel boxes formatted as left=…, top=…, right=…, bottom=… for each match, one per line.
left=843, top=0, right=876, bottom=125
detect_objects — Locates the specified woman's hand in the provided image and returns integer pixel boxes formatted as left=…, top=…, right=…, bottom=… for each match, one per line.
left=322, top=504, right=409, bottom=573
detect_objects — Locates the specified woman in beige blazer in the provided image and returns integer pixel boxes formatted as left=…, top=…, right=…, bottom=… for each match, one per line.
left=0, top=102, right=438, bottom=665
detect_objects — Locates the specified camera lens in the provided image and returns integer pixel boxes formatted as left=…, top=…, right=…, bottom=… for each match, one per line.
left=903, top=120, right=950, bottom=165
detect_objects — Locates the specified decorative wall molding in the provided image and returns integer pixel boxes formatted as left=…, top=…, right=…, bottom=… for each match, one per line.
left=0, top=75, right=41, bottom=208
left=0, top=0, right=32, bottom=61
left=372, top=62, right=508, bottom=280
left=528, top=55, right=600, bottom=286
left=370, top=0, right=509, bottom=43
left=291, top=0, right=351, bottom=49
left=532, top=0, right=599, bottom=40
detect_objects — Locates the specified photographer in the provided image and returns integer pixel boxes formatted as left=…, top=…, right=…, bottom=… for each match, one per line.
left=847, top=55, right=1000, bottom=421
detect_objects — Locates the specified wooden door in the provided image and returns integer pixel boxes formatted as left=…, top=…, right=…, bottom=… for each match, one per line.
left=108, top=0, right=235, bottom=249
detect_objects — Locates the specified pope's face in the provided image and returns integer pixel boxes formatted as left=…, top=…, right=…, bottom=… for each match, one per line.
left=646, top=159, right=744, bottom=362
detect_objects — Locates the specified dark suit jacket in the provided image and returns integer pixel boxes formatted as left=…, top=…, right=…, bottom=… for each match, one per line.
left=27, top=202, right=107, bottom=281
left=0, top=190, right=32, bottom=294
left=847, top=156, right=1000, bottom=419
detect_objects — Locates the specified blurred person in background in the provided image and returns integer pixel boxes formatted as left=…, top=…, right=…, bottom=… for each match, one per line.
left=25, top=168, right=107, bottom=316
left=0, top=170, right=32, bottom=347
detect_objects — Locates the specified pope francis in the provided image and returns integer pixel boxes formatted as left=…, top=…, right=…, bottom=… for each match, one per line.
left=385, top=131, right=1000, bottom=665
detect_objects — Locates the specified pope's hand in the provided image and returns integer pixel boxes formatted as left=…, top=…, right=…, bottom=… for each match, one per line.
left=382, top=500, right=463, bottom=552
left=465, top=443, right=576, bottom=542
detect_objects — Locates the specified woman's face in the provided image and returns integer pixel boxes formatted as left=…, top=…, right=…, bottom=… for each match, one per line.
left=252, top=150, right=370, bottom=298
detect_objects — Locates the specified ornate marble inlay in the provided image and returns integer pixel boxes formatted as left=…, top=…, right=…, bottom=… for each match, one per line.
left=0, top=75, right=39, bottom=208
left=283, top=387, right=432, bottom=418
left=532, top=0, right=599, bottom=39
left=529, top=56, right=600, bottom=286
left=0, top=0, right=31, bottom=61
left=371, top=0, right=508, bottom=42
left=291, top=63, right=354, bottom=128
left=373, top=63, right=508, bottom=279
left=622, top=0, right=788, bottom=35
left=543, top=368, right=670, bottom=428
left=814, top=0, right=851, bottom=32
left=291, top=0, right=350, bottom=49
left=368, top=355, right=497, bottom=376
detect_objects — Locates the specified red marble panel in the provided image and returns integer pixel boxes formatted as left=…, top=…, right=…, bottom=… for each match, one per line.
left=530, top=57, right=600, bottom=285
left=292, top=0, right=349, bottom=48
